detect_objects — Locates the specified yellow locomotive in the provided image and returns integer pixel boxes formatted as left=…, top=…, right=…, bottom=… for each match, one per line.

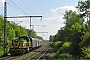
left=9, top=36, right=42, bottom=56
left=10, top=36, right=31, bottom=55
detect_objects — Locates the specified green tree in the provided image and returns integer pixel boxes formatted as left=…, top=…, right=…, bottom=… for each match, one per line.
left=63, top=10, right=83, bottom=27
left=50, top=10, right=87, bottom=58
left=0, top=15, right=4, bottom=57
left=26, top=29, right=37, bottom=38
left=76, top=0, right=90, bottom=26
left=37, top=36, right=43, bottom=40
left=49, top=35, right=54, bottom=42
left=7, top=21, right=16, bottom=40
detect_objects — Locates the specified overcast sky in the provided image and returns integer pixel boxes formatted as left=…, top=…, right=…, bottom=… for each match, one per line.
left=0, top=0, right=80, bottom=40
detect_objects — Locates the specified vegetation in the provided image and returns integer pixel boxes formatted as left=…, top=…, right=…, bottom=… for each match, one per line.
left=0, top=15, right=43, bottom=57
left=49, top=0, right=90, bottom=59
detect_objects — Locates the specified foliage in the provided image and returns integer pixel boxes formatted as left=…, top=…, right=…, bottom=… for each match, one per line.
left=0, top=46, right=4, bottom=57
left=76, top=0, right=90, bottom=17
left=80, top=47, right=90, bottom=59
left=80, top=32, right=90, bottom=47
left=36, top=36, right=43, bottom=40
left=58, top=42, right=71, bottom=54
left=54, top=42, right=72, bottom=58
left=49, top=35, right=54, bottom=42
left=58, top=53, right=72, bottom=58
left=50, top=41, right=63, bottom=51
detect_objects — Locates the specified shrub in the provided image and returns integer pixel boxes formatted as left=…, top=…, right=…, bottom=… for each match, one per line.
left=50, top=41, right=63, bottom=51
left=81, top=47, right=90, bottom=59
left=0, top=46, right=4, bottom=57
left=59, top=53, right=72, bottom=58
left=54, top=42, right=72, bottom=58
left=59, top=42, right=72, bottom=53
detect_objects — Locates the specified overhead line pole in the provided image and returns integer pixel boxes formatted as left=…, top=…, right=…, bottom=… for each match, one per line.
left=4, top=2, right=7, bottom=56
left=29, top=17, right=32, bottom=37
left=29, top=16, right=42, bottom=37
left=4, top=16, right=42, bottom=37
left=4, top=16, right=42, bottom=18
left=30, top=25, right=46, bottom=30
left=36, top=32, right=48, bottom=39
left=36, top=32, right=48, bottom=33
left=31, top=25, right=46, bottom=26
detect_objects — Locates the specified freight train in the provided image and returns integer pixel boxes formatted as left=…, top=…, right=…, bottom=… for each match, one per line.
left=9, top=36, right=42, bottom=56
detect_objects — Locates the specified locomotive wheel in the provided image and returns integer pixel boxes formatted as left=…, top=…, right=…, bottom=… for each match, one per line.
left=23, top=49, right=27, bottom=54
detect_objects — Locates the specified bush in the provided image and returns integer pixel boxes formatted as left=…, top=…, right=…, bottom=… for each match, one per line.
left=81, top=47, right=90, bottom=59
left=0, top=46, right=4, bottom=57
left=54, top=42, right=72, bottom=58
left=54, top=52, right=73, bottom=59
left=50, top=41, right=63, bottom=51
left=59, top=53, right=72, bottom=58
left=59, top=42, right=71, bottom=53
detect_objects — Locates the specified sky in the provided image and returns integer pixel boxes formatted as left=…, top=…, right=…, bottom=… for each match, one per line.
left=0, top=0, right=80, bottom=40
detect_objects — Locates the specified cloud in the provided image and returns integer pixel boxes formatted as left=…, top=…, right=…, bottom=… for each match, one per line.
left=51, top=6, right=77, bottom=13
left=46, top=6, right=77, bottom=22
left=39, top=6, right=77, bottom=40
left=0, top=0, right=5, bottom=7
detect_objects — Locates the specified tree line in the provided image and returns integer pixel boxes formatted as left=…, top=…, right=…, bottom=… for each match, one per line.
left=49, top=0, right=90, bottom=59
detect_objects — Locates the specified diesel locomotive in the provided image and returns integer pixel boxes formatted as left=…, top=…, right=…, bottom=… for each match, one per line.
left=9, top=36, right=42, bottom=56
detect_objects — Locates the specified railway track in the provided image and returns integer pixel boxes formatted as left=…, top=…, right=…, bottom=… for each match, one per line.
left=26, top=44, right=50, bottom=60
left=0, top=44, right=50, bottom=60
left=0, top=55, right=19, bottom=60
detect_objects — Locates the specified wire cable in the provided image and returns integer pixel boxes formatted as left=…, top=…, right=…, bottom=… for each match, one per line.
left=10, top=0, right=29, bottom=15
left=20, top=0, right=42, bottom=25
left=7, top=3, right=23, bottom=22
left=7, top=3, right=22, bottom=12
left=9, top=0, right=43, bottom=27
left=20, top=0, right=35, bottom=15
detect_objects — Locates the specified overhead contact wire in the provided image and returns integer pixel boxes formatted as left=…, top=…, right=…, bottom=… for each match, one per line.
left=20, top=0, right=35, bottom=15
left=10, top=0, right=29, bottom=15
